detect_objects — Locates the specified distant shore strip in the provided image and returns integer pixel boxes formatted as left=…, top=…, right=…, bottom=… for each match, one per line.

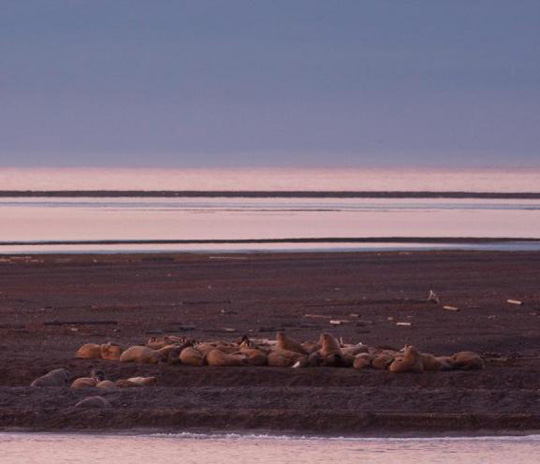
left=1, top=237, right=539, bottom=246
left=1, top=190, right=540, bottom=199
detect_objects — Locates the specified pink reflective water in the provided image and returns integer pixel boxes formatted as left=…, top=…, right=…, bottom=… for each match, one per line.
left=1, top=167, right=539, bottom=192
left=1, top=168, right=539, bottom=253
left=2, top=433, right=540, bottom=464
left=0, top=198, right=538, bottom=245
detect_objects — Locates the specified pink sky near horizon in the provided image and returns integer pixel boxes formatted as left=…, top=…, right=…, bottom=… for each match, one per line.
left=1, top=167, right=539, bottom=193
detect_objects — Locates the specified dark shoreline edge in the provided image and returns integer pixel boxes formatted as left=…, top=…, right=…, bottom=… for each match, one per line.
left=1, top=237, right=540, bottom=247
left=1, top=410, right=540, bottom=437
left=3, top=426, right=540, bottom=439
left=1, top=190, right=540, bottom=199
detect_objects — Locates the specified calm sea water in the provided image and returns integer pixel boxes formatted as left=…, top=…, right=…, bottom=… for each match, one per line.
left=1, top=167, right=539, bottom=253
left=2, top=433, right=540, bottom=464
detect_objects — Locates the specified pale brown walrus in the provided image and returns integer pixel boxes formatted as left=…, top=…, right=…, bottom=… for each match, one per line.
left=451, top=351, right=485, bottom=370
left=318, top=332, right=342, bottom=357
left=301, top=341, right=321, bottom=354
left=420, top=353, right=445, bottom=371
left=353, top=353, right=375, bottom=370
left=239, top=347, right=268, bottom=366
left=31, top=368, right=70, bottom=387
left=71, top=368, right=106, bottom=389
left=436, top=356, right=455, bottom=370
left=206, top=349, right=246, bottom=367
left=100, top=342, right=123, bottom=360
left=179, top=346, right=205, bottom=366
left=126, top=376, right=157, bottom=386
left=146, top=335, right=185, bottom=350
left=267, top=349, right=306, bottom=367
left=75, top=343, right=102, bottom=359
left=119, top=345, right=165, bottom=364
left=371, top=352, right=396, bottom=370
left=389, top=345, right=424, bottom=373
left=75, top=396, right=111, bottom=409
left=96, top=380, right=117, bottom=389
left=276, top=332, right=308, bottom=355
left=195, top=343, right=219, bottom=357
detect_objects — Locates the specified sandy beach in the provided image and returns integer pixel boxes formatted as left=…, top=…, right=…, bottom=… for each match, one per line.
left=1, top=250, right=539, bottom=435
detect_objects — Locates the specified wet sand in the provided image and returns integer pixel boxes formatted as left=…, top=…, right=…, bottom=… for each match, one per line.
left=1, top=251, right=540, bottom=435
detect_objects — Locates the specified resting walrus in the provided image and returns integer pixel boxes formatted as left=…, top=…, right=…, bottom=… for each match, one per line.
left=31, top=368, right=70, bottom=387
left=267, top=349, right=306, bottom=367
left=318, top=333, right=342, bottom=357
left=100, top=342, right=123, bottom=360
left=75, top=343, right=102, bottom=359
left=451, top=351, right=485, bottom=370
left=239, top=348, right=268, bottom=366
left=179, top=346, right=205, bottom=366
left=119, top=346, right=166, bottom=364
left=75, top=396, right=111, bottom=409
left=71, top=369, right=106, bottom=389
left=276, top=332, right=308, bottom=355
left=389, top=345, right=424, bottom=373
left=206, top=349, right=246, bottom=367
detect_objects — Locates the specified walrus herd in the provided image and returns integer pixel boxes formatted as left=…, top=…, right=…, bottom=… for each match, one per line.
left=30, top=331, right=484, bottom=389
left=71, top=331, right=485, bottom=372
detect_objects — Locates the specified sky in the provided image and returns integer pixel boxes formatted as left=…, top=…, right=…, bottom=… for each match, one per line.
left=1, top=1, right=540, bottom=168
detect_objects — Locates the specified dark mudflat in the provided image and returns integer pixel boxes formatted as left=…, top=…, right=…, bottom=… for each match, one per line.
left=0, top=251, right=539, bottom=434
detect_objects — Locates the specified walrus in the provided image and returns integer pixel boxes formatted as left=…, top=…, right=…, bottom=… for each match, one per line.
left=96, top=380, right=117, bottom=389
left=267, top=349, right=306, bottom=367
left=71, top=368, right=106, bottom=389
left=100, top=342, right=123, bottom=360
left=166, top=346, right=183, bottom=365
left=306, top=351, right=323, bottom=367
left=119, top=346, right=164, bottom=364
left=237, top=334, right=253, bottom=348
left=239, top=347, right=268, bottom=366
left=126, top=376, right=157, bottom=386
left=302, top=341, right=321, bottom=354
left=206, top=349, right=246, bottom=367
left=420, top=353, right=445, bottom=371
left=89, top=369, right=106, bottom=382
left=436, top=356, right=455, bottom=370
left=75, top=343, right=102, bottom=359
left=353, top=353, right=375, bottom=370
left=75, top=396, right=111, bottom=409
left=389, top=345, right=424, bottom=373
left=146, top=335, right=185, bottom=350
left=343, top=344, right=369, bottom=357
left=71, top=377, right=98, bottom=389
left=451, top=351, right=485, bottom=370
left=31, top=368, right=70, bottom=387
left=179, top=346, right=205, bottom=366
left=318, top=332, right=342, bottom=357
left=320, top=352, right=346, bottom=367
left=195, top=343, right=218, bottom=357
left=371, top=352, right=396, bottom=370
left=115, top=379, right=140, bottom=388
left=276, top=332, right=308, bottom=355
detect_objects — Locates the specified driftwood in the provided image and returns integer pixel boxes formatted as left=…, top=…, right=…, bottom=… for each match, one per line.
left=44, top=320, right=118, bottom=326
left=443, top=305, right=460, bottom=312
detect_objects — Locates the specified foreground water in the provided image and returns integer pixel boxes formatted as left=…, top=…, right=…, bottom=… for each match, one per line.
left=2, top=433, right=540, bottom=464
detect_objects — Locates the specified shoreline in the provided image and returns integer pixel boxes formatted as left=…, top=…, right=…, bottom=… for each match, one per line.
left=1, top=250, right=539, bottom=434
left=1, top=190, right=540, bottom=199
left=2, top=237, right=540, bottom=246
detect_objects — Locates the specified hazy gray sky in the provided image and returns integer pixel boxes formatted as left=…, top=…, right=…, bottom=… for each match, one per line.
left=2, top=1, right=539, bottom=167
